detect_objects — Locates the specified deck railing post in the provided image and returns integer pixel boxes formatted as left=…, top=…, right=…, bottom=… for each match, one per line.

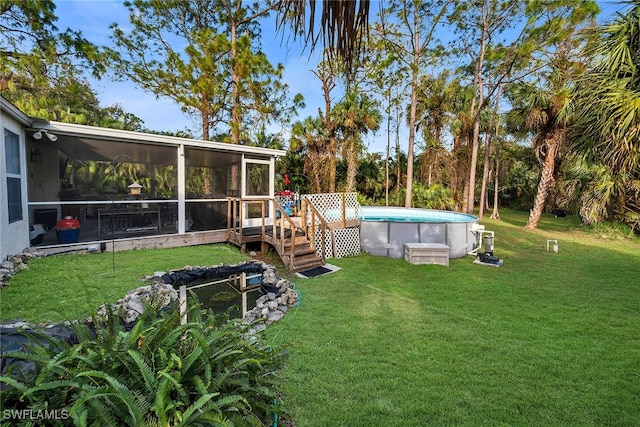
left=226, top=198, right=231, bottom=238
left=260, top=200, right=266, bottom=239
left=238, top=199, right=243, bottom=242
left=342, top=192, right=347, bottom=229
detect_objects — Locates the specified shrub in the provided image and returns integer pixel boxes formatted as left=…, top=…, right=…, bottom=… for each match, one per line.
left=1, top=303, right=287, bottom=426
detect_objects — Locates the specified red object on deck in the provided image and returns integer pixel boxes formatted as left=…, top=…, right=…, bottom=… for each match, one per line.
left=55, top=217, right=80, bottom=230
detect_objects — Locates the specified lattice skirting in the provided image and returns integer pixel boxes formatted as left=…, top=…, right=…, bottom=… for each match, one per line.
left=314, top=227, right=361, bottom=259
left=313, top=229, right=332, bottom=259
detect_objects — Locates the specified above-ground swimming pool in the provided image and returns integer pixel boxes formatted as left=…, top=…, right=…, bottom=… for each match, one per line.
left=359, top=206, right=479, bottom=259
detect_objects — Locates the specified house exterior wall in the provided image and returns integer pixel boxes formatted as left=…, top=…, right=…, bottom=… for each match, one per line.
left=1, top=106, right=30, bottom=261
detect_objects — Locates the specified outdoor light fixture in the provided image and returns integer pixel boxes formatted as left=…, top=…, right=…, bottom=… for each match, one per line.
left=128, top=181, right=143, bottom=195
left=30, top=148, right=43, bottom=163
left=32, top=130, right=58, bottom=142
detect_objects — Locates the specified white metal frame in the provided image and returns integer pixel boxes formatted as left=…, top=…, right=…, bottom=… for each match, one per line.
left=468, top=224, right=495, bottom=256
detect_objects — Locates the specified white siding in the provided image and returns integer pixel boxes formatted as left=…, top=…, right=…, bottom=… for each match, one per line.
left=1, top=112, right=30, bottom=260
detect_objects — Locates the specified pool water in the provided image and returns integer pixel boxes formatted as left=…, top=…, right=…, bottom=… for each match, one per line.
left=360, top=206, right=477, bottom=223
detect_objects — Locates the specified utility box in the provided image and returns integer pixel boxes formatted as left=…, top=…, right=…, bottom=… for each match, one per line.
left=404, top=243, right=450, bottom=267
left=34, top=208, right=58, bottom=230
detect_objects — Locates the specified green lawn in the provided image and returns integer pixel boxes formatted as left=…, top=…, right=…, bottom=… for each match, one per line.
left=0, top=244, right=249, bottom=322
left=1, top=210, right=639, bottom=425
left=267, top=210, right=640, bottom=426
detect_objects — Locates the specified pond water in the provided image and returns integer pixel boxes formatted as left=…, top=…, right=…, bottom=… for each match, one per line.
left=161, top=263, right=267, bottom=320
left=185, top=274, right=262, bottom=319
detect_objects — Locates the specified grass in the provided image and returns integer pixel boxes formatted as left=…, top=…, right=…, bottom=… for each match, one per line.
left=0, top=244, right=249, bottom=322
left=267, top=210, right=640, bottom=426
left=1, top=209, right=639, bottom=425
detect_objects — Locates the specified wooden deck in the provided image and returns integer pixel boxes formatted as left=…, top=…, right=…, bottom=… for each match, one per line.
left=226, top=197, right=328, bottom=272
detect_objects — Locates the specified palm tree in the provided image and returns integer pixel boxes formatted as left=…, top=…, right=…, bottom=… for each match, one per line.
left=506, top=79, right=571, bottom=229
left=332, top=91, right=382, bottom=192
left=289, top=116, right=328, bottom=193
left=357, top=153, right=386, bottom=202
left=572, top=1, right=640, bottom=225
left=505, top=27, right=595, bottom=229
left=414, top=71, right=457, bottom=188
left=276, top=0, right=371, bottom=72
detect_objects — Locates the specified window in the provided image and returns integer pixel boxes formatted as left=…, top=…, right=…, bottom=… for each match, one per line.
left=245, top=162, right=269, bottom=196
left=4, top=129, right=22, bottom=223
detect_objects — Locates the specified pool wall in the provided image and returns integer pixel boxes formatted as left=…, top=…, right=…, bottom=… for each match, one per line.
left=359, top=207, right=478, bottom=259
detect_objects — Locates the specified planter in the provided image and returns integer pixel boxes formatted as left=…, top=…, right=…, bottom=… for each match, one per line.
left=55, top=217, right=81, bottom=244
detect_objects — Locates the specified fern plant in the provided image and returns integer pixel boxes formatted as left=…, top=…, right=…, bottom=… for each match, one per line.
left=1, top=302, right=287, bottom=426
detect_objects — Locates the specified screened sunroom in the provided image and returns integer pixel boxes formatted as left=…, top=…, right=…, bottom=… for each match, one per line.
left=26, top=121, right=284, bottom=252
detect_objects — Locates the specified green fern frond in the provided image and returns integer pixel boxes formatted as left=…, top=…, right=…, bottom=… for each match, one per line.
left=125, top=350, right=157, bottom=392
left=0, top=375, right=27, bottom=394
left=181, top=392, right=222, bottom=423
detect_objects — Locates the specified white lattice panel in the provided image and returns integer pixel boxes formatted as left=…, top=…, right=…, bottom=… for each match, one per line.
left=333, top=228, right=361, bottom=258
left=303, top=192, right=360, bottom=224
left=314, top=229, right=334, bottom=259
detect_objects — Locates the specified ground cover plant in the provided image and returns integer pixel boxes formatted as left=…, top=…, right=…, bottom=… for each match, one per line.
left=1, top=210, right=639, bottom=425
left=1, top=304, right=287, bottom=426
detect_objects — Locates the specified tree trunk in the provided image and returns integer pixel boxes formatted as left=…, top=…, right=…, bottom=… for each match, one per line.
left=201, top=110, right=210, bottom=141
left=315, top=69, right=336, bottom=193
left=525, top=133, right=562, bottom=229
left=466, top=4, right=487, bottom=214
left=346, top=140, right=357, bottom=192
left=405, top=7, right=420, bottom=208
left=479, top=84, right=501, bottom=220
left=230, top=22, right=240, bottom=144
left=490, top=156, right=500, bottom=219
left=386, top=91, right=391, bottom=206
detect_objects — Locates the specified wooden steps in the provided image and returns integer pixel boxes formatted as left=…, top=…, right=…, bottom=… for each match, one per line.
left=281, top=239, right=325, bottom=272
left=226, top=197, right=326, bottom=272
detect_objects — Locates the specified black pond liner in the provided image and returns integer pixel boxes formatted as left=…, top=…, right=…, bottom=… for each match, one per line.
left=297, top=266, right=333, bottom=278
left=0, top=325, right=80, bottom=385
left=162, top=261, right=279, bottom=298
left=162, top=262, right=265, bottom=288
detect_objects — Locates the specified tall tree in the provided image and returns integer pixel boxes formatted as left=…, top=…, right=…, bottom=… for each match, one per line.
left=380, top=0, right=452, bottom=208
left=478, top=83, right=502, bottom=220
left=507, top=0, right=599, bottom=228
left=449, top=0, right=530, bottom=214
left=312, top=58, right=340, bottom=192
left=111, top=0, right=301, bottom=142
left=332, top=90, right=382, bottom=191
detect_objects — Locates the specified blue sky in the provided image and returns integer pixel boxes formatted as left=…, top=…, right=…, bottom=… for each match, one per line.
left=52, top=1, right=625, bottom=155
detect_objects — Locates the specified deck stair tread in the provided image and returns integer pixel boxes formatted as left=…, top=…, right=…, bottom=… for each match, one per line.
left=229, top=225, right=324, bottom=272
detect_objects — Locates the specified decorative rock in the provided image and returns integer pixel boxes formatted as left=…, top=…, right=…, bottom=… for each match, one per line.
left=266, top=301, right=278, bottom=311
left=267, top=292, right=276, bottom=301
left=267, top=311, right=285, bottom=322
left=0, top=249, right=45, bottom=288
left=95, top=283, right=178, bottom=324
